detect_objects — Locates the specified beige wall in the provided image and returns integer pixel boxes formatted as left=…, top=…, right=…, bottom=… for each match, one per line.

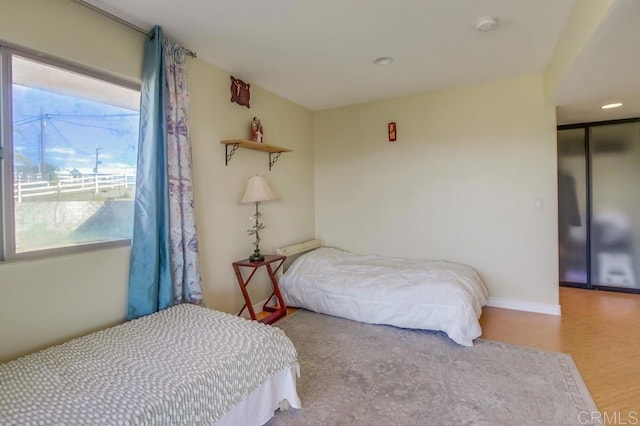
left=0, top=0, right=314, bottom=362
left=313, top=74, right=559, bottom=306
left=0, top=0, right=143, bottom=83
left=188, top=58, right=315, bottom=314
left=0, top=248, right=131, bottom=359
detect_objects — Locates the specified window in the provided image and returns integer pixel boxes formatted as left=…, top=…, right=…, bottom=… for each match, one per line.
left=0, top=46, right=140, bottom=260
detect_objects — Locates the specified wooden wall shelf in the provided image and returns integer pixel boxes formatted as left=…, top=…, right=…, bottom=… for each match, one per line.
left=221, top=139, right=292, bottom=170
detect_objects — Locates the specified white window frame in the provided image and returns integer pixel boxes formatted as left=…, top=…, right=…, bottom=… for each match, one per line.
left=0, top=45, right=140, bottom=261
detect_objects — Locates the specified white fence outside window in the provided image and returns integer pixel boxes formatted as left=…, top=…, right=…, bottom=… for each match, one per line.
left=14, top=173, right=135, bottom=202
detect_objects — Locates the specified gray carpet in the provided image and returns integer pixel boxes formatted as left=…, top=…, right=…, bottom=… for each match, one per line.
left=267, top=309, right=601, bottom=426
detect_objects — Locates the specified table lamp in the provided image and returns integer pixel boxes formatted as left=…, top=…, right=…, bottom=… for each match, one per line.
left=240, top=175, right=278, bottom=262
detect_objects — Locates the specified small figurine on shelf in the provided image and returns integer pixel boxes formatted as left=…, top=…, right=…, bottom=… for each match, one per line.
left=250, top=117, right=263, bottom=143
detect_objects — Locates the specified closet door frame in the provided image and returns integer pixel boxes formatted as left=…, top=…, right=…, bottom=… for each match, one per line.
left=558, top=117, right=640, bottom=295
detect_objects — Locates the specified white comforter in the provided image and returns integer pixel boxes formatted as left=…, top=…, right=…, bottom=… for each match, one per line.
left=280, top=247, right=489, bottom=346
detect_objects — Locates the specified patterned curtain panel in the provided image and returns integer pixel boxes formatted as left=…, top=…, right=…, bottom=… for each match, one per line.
left=127, top=26, right=202, bottom=320
left=163, top=39, right=203, bottom=306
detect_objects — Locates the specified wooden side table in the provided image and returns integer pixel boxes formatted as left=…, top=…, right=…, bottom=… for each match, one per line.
left=233, top=255, right=287, bottom=325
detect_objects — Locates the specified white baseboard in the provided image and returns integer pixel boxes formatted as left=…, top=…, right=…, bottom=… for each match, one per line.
left=486, top=297, right=561, bottom=316
left=239, top=297, right=271, bottom=319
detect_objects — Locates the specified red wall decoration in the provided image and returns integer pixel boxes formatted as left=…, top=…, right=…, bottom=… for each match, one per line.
left=230, top=76, right=251, bottom=108
left=388, top=122, right=397, bottom=142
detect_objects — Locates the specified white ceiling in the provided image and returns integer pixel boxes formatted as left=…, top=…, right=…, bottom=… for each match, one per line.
left=82, top=0, right=640, bottom=124
left=553, top=0, right=640, bottom=125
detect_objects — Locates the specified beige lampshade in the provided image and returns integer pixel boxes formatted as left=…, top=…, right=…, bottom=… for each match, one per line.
left=240, top=175, right=278, bottom=204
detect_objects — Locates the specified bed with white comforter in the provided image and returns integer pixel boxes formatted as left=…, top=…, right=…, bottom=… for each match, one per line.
left=0, top=304, right=300, bottom=425
left=279, top=247, right=489, bottom=346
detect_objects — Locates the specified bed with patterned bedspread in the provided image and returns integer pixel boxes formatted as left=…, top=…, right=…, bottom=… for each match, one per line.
left=0, top=304, right=300, bottom=425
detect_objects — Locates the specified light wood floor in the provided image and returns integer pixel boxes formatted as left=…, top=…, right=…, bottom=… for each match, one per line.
left=480, top=287, right=640, bottom=421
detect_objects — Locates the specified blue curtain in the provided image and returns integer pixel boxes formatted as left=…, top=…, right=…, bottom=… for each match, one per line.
left=127, top=26, right=173, bottom=320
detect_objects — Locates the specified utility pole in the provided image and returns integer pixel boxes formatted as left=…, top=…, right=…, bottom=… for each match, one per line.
left=39, top=110, right=46, bottom=176
left=94, top=147, right=102, bottom=174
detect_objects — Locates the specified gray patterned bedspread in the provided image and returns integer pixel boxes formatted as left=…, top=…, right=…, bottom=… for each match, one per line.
left=0, top=304, right=299, bottom=425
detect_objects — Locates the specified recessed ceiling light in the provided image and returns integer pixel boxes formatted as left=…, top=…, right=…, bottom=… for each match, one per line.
left=601, top=102, right=623, bottom=109
left=373, top=57, right=393, bottom=66
left=475, top=17, right=497, bottom=32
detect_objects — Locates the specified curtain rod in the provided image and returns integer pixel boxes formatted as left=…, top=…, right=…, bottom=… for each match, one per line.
left=73, top=0, right=197, bottom=58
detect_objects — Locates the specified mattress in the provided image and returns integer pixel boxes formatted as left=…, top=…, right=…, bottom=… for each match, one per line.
left=0, top=304, right=299, bottom=425
left=280, top=247, right=489, bottom=346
